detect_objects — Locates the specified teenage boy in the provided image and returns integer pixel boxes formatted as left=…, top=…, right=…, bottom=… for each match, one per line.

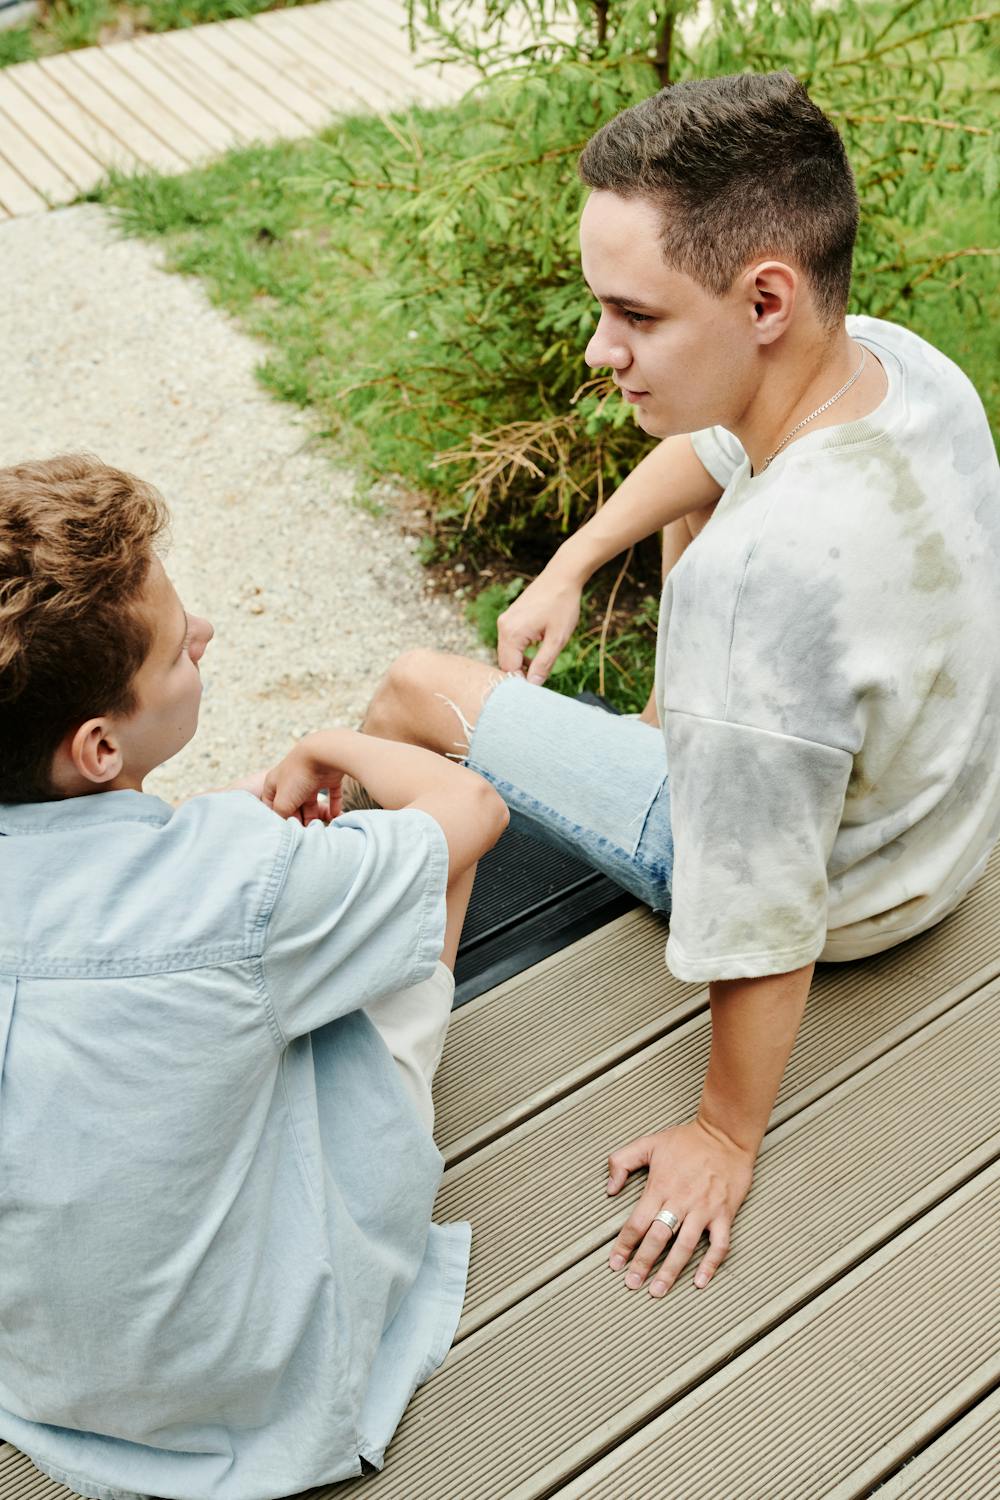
left=0, top=454, right=508, bottom=1499
left=360, top=72, right=1000, bottom=1301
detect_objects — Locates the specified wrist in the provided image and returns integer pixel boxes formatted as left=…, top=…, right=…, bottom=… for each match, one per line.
left=695, top=1094, right=764, bottom=1160
left=298, top=728, right=356, bottom=774
left=548, top=532, right=600, bottom=588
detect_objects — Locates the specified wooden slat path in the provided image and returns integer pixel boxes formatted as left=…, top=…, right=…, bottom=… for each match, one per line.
left=2, top=851, right=998, bottom=1498
left=0, top=0, right=474, bottom=216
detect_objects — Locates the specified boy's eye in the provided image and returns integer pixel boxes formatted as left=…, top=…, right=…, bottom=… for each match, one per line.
left=623, top=310, right=653, bottom=325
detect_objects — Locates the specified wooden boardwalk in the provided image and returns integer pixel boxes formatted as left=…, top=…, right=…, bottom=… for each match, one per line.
left=0, top=0, right=473, bottom=217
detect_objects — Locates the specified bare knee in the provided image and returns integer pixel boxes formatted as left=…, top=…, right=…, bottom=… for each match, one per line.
left=365, top=649, right=444, bottom=740
left=367, top=647, right=494, bottom=751
left=365, top=648, right=504, bottom=758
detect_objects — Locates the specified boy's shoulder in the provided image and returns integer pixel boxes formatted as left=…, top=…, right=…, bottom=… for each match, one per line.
left=0, top=789, right=297, bottom=976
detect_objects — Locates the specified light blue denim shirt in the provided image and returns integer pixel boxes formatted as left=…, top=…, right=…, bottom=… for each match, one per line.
left=0, top=789, right=470, bottom=1500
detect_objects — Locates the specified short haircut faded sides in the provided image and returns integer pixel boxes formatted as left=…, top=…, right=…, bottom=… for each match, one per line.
left=0, top=453, right=169, bottom=802
left=578, top=71, right=859, bottom=327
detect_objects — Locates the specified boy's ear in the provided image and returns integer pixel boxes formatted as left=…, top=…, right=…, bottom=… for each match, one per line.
left=743, top=259, right=798, bottom=345
left=68, top=718, right=124, bottom=786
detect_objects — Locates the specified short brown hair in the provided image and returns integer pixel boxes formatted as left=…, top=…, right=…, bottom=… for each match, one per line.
left=0, top=454, right=169, bottom=802
left=578, top=71, right=859, bottom=326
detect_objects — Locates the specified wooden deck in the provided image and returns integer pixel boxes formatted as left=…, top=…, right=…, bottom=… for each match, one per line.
left=0, top=0, right=473, bottom=217
left=2, top=847, right=997, bottom=1497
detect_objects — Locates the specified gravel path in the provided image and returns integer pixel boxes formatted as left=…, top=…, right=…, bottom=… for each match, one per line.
left=1, top=203, right=483, bottom=802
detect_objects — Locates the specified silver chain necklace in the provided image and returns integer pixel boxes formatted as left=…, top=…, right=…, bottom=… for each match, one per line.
left=760, top=346, right=867, bottom=472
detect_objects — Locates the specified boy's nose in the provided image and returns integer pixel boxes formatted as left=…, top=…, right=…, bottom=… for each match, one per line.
left=585, top=319, right=631, bottom=372
left=189, top=615, right=214, bottom=664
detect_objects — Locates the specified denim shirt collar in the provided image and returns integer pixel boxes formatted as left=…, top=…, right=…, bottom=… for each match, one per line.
left=0, top=789, right=175, bottom=836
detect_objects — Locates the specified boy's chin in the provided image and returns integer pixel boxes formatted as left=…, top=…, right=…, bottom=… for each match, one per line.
left=634, top=407, right=672, bottom=438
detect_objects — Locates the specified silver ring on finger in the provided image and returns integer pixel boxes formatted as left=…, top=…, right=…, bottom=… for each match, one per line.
left=654, top=1208, right=680, bottom=1232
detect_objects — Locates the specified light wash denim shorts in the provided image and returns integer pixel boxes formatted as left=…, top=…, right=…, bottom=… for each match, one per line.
left=464, top=675, right=673, bottom=913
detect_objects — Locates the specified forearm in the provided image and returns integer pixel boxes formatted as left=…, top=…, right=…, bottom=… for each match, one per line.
left=293, top=723, right=503, bottom=870
left=301, top=728, right=492, bottom=814
left=549, top=434, right=723, bottom=585
left=697, top=963, right=814, bottom=1155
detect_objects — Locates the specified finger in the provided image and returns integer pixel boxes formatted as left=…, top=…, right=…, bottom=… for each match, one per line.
left=261, top=770, right=278, bottom=809
left=649, top=1217, right=709, bottom=1298
left=525, top=631, right=566, bottom=686
left=496, top=631, right=527, bottom=675
left=693, top=1220, right=732, bottom=1290
left=622, top=1219, right=677, bottom=1289
left=607, top=1181, right=661, bottom=1270
left=606, top=1137, right=654, bottom=1195
left=272, top=774, right=312, bottom=820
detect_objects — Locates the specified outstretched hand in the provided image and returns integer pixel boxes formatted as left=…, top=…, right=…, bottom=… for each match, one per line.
left=605, top=1117, right=755, bottom=1297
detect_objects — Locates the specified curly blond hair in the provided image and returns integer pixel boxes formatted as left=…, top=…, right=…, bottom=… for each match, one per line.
left=0, top=454, right=169, bottom=802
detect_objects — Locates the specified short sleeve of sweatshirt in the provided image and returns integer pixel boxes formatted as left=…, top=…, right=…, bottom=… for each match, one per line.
left=659, top=470, right=858, bottom=982
left=689, top=426, right=747, bottom=490
left=262, top=807, right=448, bottom=1040
left=664, top=714, right=852, bottom=981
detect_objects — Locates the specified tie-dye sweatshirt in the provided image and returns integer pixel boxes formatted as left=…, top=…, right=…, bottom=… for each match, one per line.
left=656, top=315, right=1000, bottom=982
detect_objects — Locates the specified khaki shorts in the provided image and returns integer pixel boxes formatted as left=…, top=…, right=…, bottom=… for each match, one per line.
left=364, top=961, right=454, bottom=1134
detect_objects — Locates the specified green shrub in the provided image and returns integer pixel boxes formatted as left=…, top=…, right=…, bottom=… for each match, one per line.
left=300, top=0, right=997, bottom=538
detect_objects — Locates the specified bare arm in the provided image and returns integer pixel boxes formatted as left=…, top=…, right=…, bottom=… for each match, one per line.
left=263, top=728, right=509, bottom=882
left=554, top=433, right=724, bottom=586
left=497, top=434, right=723, bottom=681
left=606, top=962, right=813, bottom=1295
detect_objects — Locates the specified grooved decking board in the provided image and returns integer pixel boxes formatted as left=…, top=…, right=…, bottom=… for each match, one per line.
left=433, top=905, right=699, bottom=1160
left=0, top=0, right=475, bottom=216
left=551, top=1168, right=999, bottom=1499
left=434, top=844, right=1000, bottom=1162
left=873, top=1388, right=1000, bottom=1497
left=334, top=989, right=999, bottom=1498
left=0, top=1444, right=61, bottom=1497
left=437, top=915, right=1000, bottom=1338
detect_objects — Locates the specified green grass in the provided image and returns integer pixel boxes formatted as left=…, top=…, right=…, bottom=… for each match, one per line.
left=0, top=0, right=320, bottom=69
